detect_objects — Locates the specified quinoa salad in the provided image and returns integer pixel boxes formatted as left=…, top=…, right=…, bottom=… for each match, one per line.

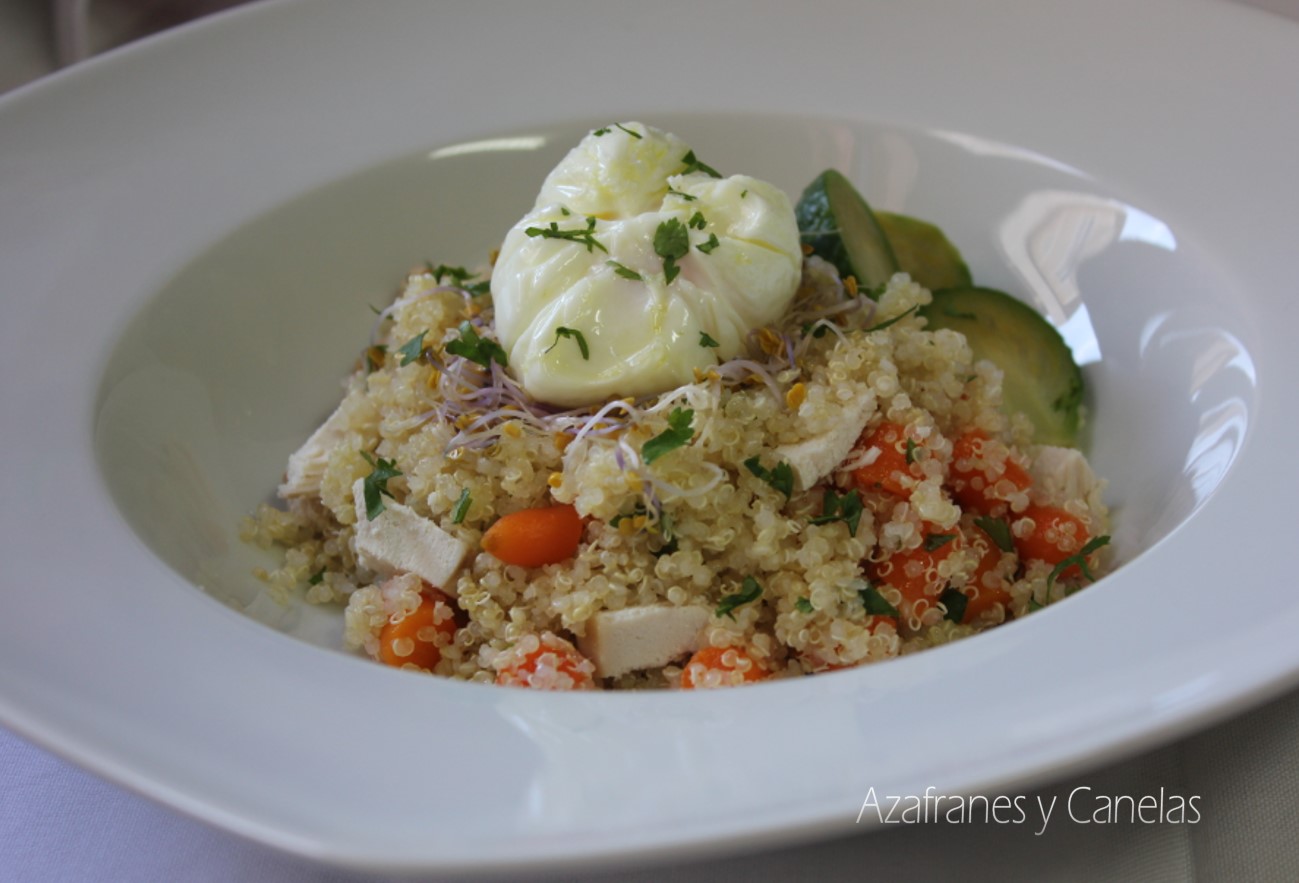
left=242, top=123, right=1110, bottom=690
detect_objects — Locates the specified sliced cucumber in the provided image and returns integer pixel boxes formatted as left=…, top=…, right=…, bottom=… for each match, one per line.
left=795, top=170, right=898, bottom=293
left=876, top=211, right=973, bottom=291
left=922, top=287, right=1084, bottom=446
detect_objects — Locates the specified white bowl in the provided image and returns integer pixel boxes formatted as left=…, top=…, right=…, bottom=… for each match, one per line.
left=2, top=0, right=1297, bottom=875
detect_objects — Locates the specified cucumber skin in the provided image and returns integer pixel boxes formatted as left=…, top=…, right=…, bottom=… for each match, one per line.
left=921, top=287, right=1084, bottom=446
left=795, top=170, right=898, bottom=293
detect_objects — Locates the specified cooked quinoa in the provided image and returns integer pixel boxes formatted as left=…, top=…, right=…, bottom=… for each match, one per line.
left=241, top=254, right=1109, bottom=689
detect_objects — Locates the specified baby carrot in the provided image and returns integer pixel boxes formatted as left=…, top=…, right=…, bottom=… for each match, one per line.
left=1014, top=504, right=1090, bottom=569
left=947, top=430, right=1032, bottom=515
left=850, top=421, right=916, bottom=498
left=378, top=589, right=457, bottom=672
left=482, top=503, right=583, bottom=567
left=494, top=632, right=595, bottom=690
left=679, top=646, right=769, bottom=689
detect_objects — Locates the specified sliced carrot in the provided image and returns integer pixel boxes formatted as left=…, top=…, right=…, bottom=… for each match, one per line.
left=494, top=632, right=595, bottom=690
left=956, top=527, right=1012, bottom=624
left=850, top=421, right=916, bottom=498
left=868, top=528, right=960, bottom=623
left=482, top=503, right=583, bottom=567
left=378, top=589, right=457, bottom=672
left=947, top=430, right=1031, bottom=515
left=680, top=646, right=769, bottom=689
left=1014, top=504, right=1091, bottom=575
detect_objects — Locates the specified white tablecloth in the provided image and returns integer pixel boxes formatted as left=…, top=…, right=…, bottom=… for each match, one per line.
left=3, top=2, right=1298, bottom=880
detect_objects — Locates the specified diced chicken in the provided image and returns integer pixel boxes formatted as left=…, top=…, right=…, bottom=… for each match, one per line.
left=279, top=395, right=355, bottom=499
left=1029, top=445, right=1100, bottom=507
left=776, top=387, right=875, bottom=492
left=577, top=605, right=711, bottom=679
left=351, top=479, right=468, bottom=594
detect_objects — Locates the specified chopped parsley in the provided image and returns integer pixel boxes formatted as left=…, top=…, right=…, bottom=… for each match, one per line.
left=545, top=326, right=590, bottom=360
left=607, top=260, right=643, bottom=281
left=359, top=452, right=402, bottom=520
left=445, top=321, right=507, bottom=369
left=696, top=233, right=721, bottom=254
left=699, top=331, right=720, bottom=348
left=666, top=187, right=697, bottom=202
left=858, top=581, right=900, bottom=617
left=924, top=533, right=957, bottom=552
left=688, top=211, right=707, bottom=230
left=1047, top=535, right=1111, bottom=586
left=593, top=123, right=641, bottom=139
left=940, top=588, right=968, bottom=623
left=744, top=456, right=794, bottom=499
left=974, top=516, right=1015, bottom=553
left=425, top=263, right=470, bottom=284
left=307, top=569, right=325, bottom=586
left=450, top=488, right=472, bottom=524
left=810, top=488, right=864, bottom=536
left=904, top=437, right=918, bottom=465
left=397, top=330, right=429, bottom=366
left=716, top=576, right=763, bottom=620
left=654, top=217, right=690, bottom=283
left=525, top=216, right=608, bottom=253
left=641, top=407, right=695, bottom=464
left=795, top=597, right=814, bottom=614
left=865, top=305, right=919, bottom=333
left=680, top=149, right=721, bottom=178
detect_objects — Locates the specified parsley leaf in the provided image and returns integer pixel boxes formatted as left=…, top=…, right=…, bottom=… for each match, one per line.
left=359, top=452, right=402, bottom=520
left=425, top=263, right=470, bottom=285
left=858, top=582, right=900, bottom=617
left=716, top=576, right=763, bottom=620
left=688, top=211, right=707, bottom=230
left=450, top=488, right=471, bottom=525
left=795, top=597, right=814, bottom=614
left=607, top=260, right=643, bottom=281
left=905, top=437, right=918, bottom=465
left=974, top=516, right=1015, bottom=554
left=593, top=123, right=642, bottom=139
left=924, top=533, right=957, bottom=552
left=865, top=305, right=918, bottom=333
left=744, top=456, right=794, bottom=499
left=525, top=216, right=608, bottom=253
left=307, top=569, right=325, bottom=586
left=680, top=149, right=722, bottom=178
left=445, top=321, right=508, bottom=368
left=545, top=326, right=590, bottom=360
left=1047, top=535, right=1111, bottom=586
left=397, top=330, right=428, bottom=366
left=696, top=233, right=721, bottom=255
left=699, top=331, right=720, bottom=348
left=642, top=407, right=695, bottom=464
left=654, top=217, right=690, bottom=283
left=940, top=588, right=968, bottom=623
left=666, top=187, right=697, bottom=202
left=810, top=488, right=864, bottom=536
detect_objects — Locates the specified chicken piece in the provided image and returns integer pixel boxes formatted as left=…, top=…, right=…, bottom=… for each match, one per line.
left=279, top=394, right=357, bottom=499
left=577, top=605, right=711, bottom=679
left=1029, top=445, right=1100, bottom=508
left=777, top=387, right=875, bottom=492
left=351, top=479, right=468, bottom=594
